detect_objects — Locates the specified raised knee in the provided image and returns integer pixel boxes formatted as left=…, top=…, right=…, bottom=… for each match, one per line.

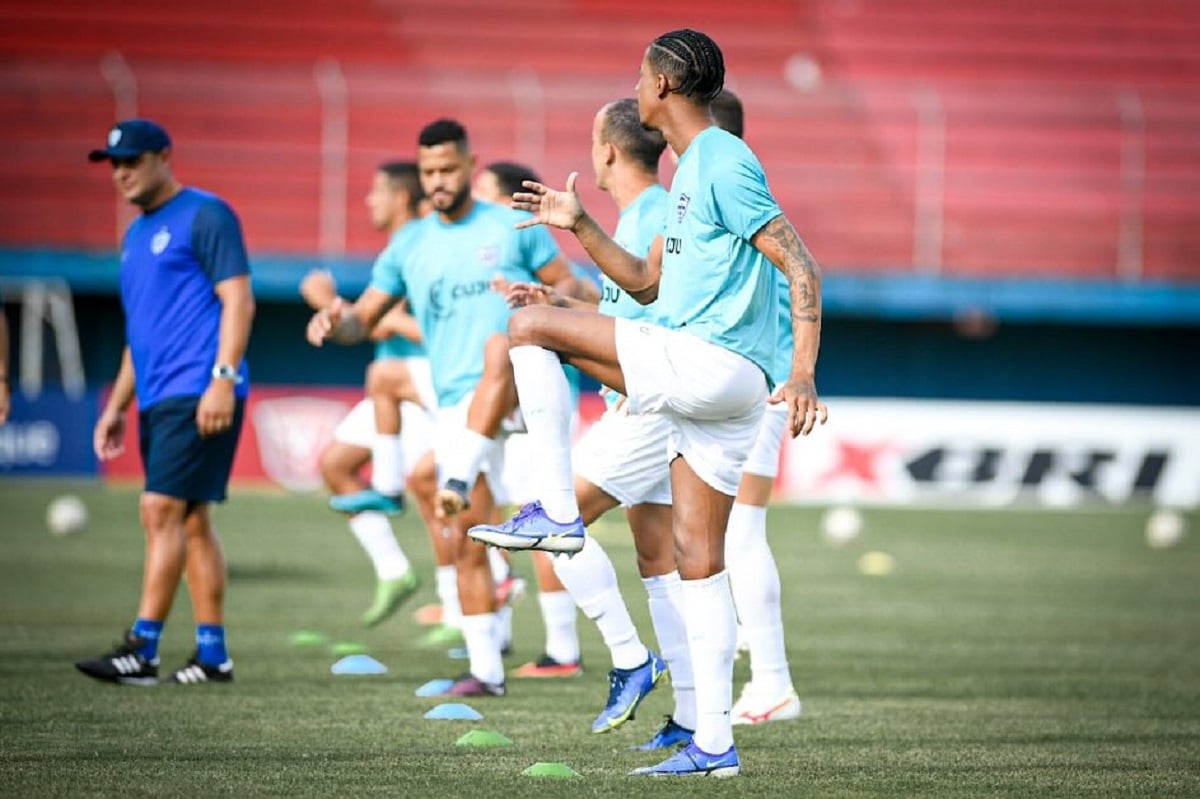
left=507, top=306, right=549, bottom=346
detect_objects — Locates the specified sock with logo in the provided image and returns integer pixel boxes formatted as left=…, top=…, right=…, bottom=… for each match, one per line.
left=681, top=571, right=736, bottom=754
left=196, top=624, right=228, bottom=667
left=131, top=618, right=164, bottom=662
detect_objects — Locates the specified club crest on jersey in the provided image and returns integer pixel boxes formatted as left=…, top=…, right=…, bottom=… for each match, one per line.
left=675, top=193, right=691, bottom=222
left=478, top=244, right=499, bottom=268
left=150, top=226, right=171, bottom=255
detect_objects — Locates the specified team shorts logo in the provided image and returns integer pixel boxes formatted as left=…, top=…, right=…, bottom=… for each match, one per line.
left=676, top=193, right=691, bottom=222
left=150, top=227, right=171, bottom=255
left=252, top=396, right=350, bottom=492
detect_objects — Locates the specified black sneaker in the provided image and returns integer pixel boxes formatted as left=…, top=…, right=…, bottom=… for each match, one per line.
left=75, top=630, right=159, bottom=686
left=166, top=651, right=234, bottom=684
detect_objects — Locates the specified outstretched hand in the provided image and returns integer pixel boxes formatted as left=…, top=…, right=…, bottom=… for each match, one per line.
left=767, top=375, right=829, bottom=437
left=512, top=172, right=585, bottom=231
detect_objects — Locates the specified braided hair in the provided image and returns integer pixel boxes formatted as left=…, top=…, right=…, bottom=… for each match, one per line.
left=647, top=29, right=725, bottom=102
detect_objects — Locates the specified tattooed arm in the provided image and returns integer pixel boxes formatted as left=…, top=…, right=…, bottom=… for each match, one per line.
left=751, top=214, right=828, bottom=437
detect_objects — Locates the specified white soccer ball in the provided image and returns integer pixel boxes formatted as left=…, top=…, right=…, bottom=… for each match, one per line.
left=46, top=494, right=89, bottom=537
left=821, top=505, right=863, bottom=546
left=1145, top=509, right=1185, bottom=549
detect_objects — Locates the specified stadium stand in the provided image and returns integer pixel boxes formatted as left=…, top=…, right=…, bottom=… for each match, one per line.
left=0, top=0, right=1196, bottom=282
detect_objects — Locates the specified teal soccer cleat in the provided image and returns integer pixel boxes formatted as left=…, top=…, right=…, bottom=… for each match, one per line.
left=329, top=489, right=404, bottom=516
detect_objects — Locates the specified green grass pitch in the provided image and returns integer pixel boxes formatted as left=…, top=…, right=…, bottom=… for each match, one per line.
left=1, top=481, right=1197, bottom=797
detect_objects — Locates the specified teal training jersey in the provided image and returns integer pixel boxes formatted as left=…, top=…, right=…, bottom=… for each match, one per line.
left=601, top=184, right=668, bottom=326
left=658, top=126, right=782, bottom=386
left=599, top=184, right=669, bottom=409
left=374, top=225, right=426, bottom=361
left=369, top=200, right=559, bottom=407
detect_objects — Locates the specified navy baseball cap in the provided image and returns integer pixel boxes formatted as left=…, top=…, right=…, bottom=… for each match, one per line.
left=88, top=119, right=172, bottom=162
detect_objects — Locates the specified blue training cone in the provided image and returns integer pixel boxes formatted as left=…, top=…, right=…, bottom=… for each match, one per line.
left=415, top=678, right=456, bottom=697
left=330, top=654, right=388, bottom=675
left=424, top=703, right=483, bottom=721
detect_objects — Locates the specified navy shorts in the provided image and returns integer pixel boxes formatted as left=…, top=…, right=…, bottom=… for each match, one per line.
left=138, top=395, right=245, bottom=503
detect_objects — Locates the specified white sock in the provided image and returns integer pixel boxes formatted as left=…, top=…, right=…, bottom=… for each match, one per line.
left=497, top=605, right=513, bottom=651
left=347, top=512, right=409, bottom=580
left=725, top=502, right=792, bottom=696
left=508, top=345, right=578, bottom=522
left=460, top=612, right=503, bottom=686
left=556, top=538, right=647, bottom=670
left=436, top=565, right=462, bottom=629
left=488, top=547, right=510, bottom=583
left=644, top=571, right=696, bottom=731
left=681, top=571, right=737, bottom=754
left=370, top=433, right=406, bottom=495
left=441, top=429, right=496, bottom=489
left=537, top=590, right=580, bottom=664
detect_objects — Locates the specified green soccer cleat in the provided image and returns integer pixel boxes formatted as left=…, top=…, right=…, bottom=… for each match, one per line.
left=360, top=571, right=420, bottom=628
left=418, top=622, right=464, bottom=648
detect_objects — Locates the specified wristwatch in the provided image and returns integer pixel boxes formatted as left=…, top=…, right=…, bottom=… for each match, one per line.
left=211, top=363, right=244, bottom=384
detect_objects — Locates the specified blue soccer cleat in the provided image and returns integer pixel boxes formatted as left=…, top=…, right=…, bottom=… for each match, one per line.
left=467, top=501, right=585, bottom=554
left=628, top=742, right=741, bottom=777
left=591, top=650, right=667, bottom=733
left=632, top=716, right=694, bottom=751
left=329, top=489, right=404, bottom=516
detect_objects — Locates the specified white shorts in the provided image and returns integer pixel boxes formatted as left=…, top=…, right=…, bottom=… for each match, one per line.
left=573, top=408, right=673, bottom=507
left=432, top=393, right=507, bottom=503
left=742, top=402, right=789, bottom=479
left=404, top=357, right=438, bottom=412
left=334, top=397, right=436, bottom=471
left=615, top=318, right=767, bottom=496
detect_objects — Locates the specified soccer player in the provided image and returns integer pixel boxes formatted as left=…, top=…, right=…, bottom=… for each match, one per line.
left=710, top=90, right=804, bottom=725
left=299, top=161, right=439, bottom=628
left=471, top=29, right=826, bottom=777
left=77, top=119, right=255, bottom=685
left=307, top=119, right=581, bottom=697
left=498, top=98, right=694, bottom=741
left=474, top=160, right=584, bottom=677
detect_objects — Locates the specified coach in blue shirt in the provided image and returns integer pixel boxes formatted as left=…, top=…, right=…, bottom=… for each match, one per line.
left=75, top=119, right=255, bottom=687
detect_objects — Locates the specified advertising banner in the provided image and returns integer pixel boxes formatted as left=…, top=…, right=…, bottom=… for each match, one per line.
left=778, top=399, right=1200, bottom=508
left=0, top=389, right=98, bottom=477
